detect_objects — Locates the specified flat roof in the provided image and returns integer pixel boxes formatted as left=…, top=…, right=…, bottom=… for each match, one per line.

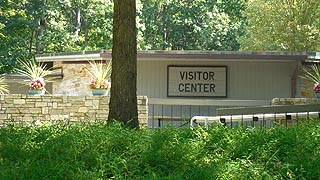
left=36, top=50, right=312, bottom=62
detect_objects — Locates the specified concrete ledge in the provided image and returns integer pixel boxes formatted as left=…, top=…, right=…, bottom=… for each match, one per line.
left=272, top=98, right=320, bottom=105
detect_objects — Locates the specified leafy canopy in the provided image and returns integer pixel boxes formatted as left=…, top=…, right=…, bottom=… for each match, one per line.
left=241, top=0, right=320, bottom=51
left=0, top=0, right=245, bottom=73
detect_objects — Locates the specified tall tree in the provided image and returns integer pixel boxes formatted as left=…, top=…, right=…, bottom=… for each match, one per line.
left=0, top=0, right=32, bottom=73
left=1, top=0, right=248, bottom=74
left=0, top=0, right=114, bottom=73
left=108, top=0, right=139, bottom=128
left=139, top=0, right=246, bottom=50
left=241, top=0, right=320, bottom=51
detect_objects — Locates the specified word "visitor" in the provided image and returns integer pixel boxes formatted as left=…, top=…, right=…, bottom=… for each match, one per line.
left=179, top=71, right=215, bottom=81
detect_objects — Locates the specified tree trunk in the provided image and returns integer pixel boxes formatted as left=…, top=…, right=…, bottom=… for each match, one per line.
left=29, top=30, right=35, bottom=53
left=35, top=1, right=46, bottom=54
left=84, top=20, right=89, bottom=48
left=162, top=5, right=168, bottom=50
left=75, top=8, right=81, bottom=36
left=108, top=0, right=139, bottom=128
left=35, top=17, right=45, bottom=54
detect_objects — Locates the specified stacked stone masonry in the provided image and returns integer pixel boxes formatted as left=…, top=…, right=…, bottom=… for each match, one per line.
left=52, top=62, right=92, bottom=95
left=0, top=94, right=148, bottom=128
left=272, top=98, right=320, bottom=105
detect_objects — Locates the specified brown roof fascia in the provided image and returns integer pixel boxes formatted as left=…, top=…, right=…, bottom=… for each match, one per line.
left=36, top=50, right=309, bottom=62
left=100, top=51, right=308, bottom=61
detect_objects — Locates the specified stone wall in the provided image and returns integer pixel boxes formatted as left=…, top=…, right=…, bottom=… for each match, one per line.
left=0, top=94, right=148, bottom=128
left=52, top=62, right=92, bottom=95
left=272, top=98, right=320, bottom=105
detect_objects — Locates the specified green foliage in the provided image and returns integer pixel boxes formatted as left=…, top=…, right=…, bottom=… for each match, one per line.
left=0, top=0, right=114, bottom=73
left=1, top=122, right=320, bottom=179
left=0, top=0, right=33, bottom=73
left=241, top=0, right=320, bottom=51
left=301, top=64, right=320, bottom=83
left=15, top=59, right=51, bottom=81
left=0, top=0, right=246, bottom=73
left=139, top=0, right=246, bottom=50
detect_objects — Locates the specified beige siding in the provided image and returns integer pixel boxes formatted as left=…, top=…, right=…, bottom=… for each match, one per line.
left=6, top=59, right=298, bottom=101
left=228, top=61, right=294, bottom=100
left=137, top=61, right=167, bottom=98
left=137, top=59, right=296, bottom=100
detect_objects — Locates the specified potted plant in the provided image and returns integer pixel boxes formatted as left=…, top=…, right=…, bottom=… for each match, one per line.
left=314, top=82, right=320, bottom=98
left=301, top=64, right=320, bottom=98
left=0, top=76, right=9, bottom=95
left=86, top=60, right=112, bottom=96
left=15, top=59, right=52, bottom=95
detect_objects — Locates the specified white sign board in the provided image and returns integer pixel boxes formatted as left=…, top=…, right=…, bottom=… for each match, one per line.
left=167, top=66, right=227, bottom=97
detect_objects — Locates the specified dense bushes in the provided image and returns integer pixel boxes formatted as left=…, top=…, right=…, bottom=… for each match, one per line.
left=1, top=121, right=320, bottom=179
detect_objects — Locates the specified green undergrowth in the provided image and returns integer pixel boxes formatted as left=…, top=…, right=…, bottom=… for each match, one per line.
left=1, top=120, right=320, bottom=179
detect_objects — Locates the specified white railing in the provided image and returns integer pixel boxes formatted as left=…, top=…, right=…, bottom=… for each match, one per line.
left=148, top=98, right=270, bottom=106
left=148, top=98, right=270, bottom=128
left=190, top=104, right=320, bottom=129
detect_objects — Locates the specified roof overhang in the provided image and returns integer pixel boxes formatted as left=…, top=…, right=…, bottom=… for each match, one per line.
left=36, top=50, right=310, bottom=63
left=305, top=52, right=320, bottom=63
left=36, top=53, right=103, bottom=62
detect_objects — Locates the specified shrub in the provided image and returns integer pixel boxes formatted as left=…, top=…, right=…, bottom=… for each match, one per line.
left=0, top=121, right=320, bottom=179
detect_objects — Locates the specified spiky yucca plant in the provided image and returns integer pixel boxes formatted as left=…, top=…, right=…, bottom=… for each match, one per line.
left=301, top=64, right=320, bottom=83
left=0, top=76, right=9, bottom=94
left=301, top=64, right=320, bottom=93
left=15, top=60, right=51, bottom=81
left=86, top=60, right=112, bottom=89
left=15, top=60, right=51, bottom=90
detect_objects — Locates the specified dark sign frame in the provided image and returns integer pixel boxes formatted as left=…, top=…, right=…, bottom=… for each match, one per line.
left=167, top=65, right=228, bottom=98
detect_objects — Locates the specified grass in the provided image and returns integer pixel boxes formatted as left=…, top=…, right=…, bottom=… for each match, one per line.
left=1, top=120, right=320, bottom=179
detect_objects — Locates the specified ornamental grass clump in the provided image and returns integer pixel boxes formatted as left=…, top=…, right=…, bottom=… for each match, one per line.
left=0, top=76, right=9, bottom=94
left=301, top=64, right=320, bottom=93
left=86, top=60, right=112, bottom=89
left=15, top=59, right=51, bottom=91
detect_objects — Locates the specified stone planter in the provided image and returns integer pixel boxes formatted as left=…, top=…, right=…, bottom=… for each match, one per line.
left=315, top=92, right=320, bottom=99
left=27, top=89, right=45, bottom=95
left=91, top=89, right=109, bottom=96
